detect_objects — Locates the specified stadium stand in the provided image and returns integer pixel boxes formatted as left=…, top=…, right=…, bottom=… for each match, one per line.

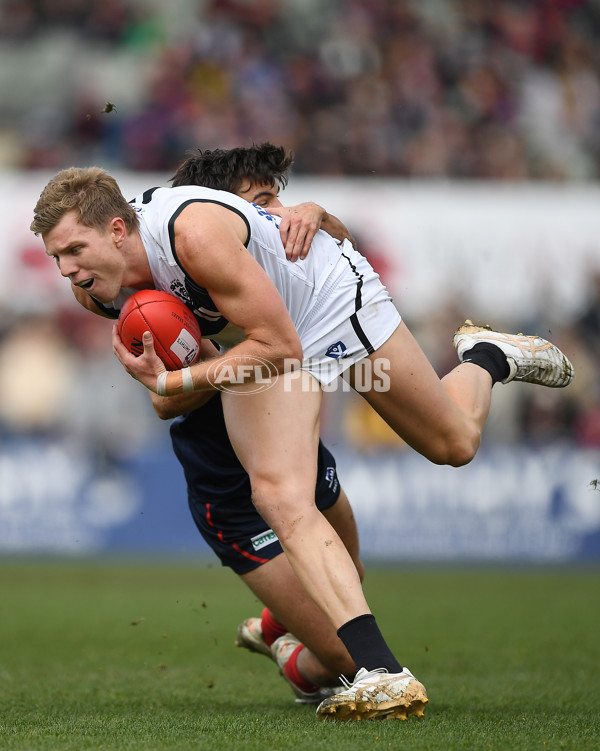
left=0, top=0, right=599, bottom=179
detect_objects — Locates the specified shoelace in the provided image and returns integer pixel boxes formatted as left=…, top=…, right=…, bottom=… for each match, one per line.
left=514, top=368, right=535, bottom=380
left=339, top=667, right=389, bottom=689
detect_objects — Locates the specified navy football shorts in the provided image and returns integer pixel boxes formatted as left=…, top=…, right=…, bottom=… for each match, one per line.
left=188, top=441, right=341, bottom=574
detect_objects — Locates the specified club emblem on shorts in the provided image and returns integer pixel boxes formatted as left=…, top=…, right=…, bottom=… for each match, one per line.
left=325, top=467, right=338, bottom=493
left=325, top=341, right=348, bottom=359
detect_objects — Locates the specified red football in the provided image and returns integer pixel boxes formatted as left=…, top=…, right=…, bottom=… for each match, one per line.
left=117, top=290, right=202, bottom=370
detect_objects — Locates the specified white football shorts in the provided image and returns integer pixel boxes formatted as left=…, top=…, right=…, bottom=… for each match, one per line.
left=299, top=262, right=402, bottom=385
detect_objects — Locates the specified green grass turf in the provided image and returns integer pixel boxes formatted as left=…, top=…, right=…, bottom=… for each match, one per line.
left=0, top=560, right=598, bottom=751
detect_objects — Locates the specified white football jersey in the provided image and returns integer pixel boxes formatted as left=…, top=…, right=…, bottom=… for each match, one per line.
left=112, top=185, right=398, bottom=382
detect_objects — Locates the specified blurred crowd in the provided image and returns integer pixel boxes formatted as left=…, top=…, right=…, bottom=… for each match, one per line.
left=0, top=302, right=159, bottom=466
left=1, top=0, right=600, bottom=179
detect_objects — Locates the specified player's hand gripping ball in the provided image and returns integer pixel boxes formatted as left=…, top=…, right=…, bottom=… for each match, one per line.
left=118, top=290, right=202, bottom=370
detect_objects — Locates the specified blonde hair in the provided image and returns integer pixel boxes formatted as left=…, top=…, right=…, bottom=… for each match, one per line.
left=30, top=166, right=139, bottom=236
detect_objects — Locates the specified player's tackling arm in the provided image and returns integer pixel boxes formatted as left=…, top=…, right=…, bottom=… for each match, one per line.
left=320, top=210, right=356, bottom=249
left=268, top=202, right=356, bottom=261
left=113, top=202, right=302, bottom=396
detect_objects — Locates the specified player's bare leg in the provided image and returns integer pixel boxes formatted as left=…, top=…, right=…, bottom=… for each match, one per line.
left=322, top=489, right=364, bottom=582
left=240, top=555, right=355, bottom=683
left=221, top=371, right=369, bottom=630
left=222, top=371, right=427, bottom=720
left=346, top=321, right=491, bottom=466
left=350, top=320, right=572, bottom=468
left=238, top=489, right=362, bottom=683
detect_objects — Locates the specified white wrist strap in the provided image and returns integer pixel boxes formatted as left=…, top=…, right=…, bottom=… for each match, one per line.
left=181, top=367, right=194, bottom=393
left=156, top=371, right=169, bottom=396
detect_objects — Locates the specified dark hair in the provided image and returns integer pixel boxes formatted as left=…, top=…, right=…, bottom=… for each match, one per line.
left=170, top=142, right=294, bottom=193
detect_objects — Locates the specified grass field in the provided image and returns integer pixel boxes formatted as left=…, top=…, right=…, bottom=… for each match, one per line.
left=1, top=559, right=598, bottom=751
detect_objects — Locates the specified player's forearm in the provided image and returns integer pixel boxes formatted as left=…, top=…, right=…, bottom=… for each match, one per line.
left=153, top=338, right=222, bottom=409
left=321, top=212, right=356, bottom=249
left=150, top=389, right=216, bottom=420
left=155, top=333, right=302, bottom=397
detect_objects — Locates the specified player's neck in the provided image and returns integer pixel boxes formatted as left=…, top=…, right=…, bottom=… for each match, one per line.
left=121, top=231, right=154, bottom=290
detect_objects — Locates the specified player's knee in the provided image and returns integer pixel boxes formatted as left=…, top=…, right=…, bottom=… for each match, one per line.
left=250, top=475, right=287, bottom=509
left=430, top=428, right=481, bottom=467
left=446, top=444, right=477, bottom=467
left=250, top=478, right=307, bottom=537
left=449, top=436, right=479, bottom=466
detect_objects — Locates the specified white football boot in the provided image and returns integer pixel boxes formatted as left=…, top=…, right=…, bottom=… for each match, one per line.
left=316, top=666, right=428, bottom=721
left=235, top=617, right=275, bottom=660
left=454, top=320, right=574, bottom=388
left=271, top=633, right=344, bottom=705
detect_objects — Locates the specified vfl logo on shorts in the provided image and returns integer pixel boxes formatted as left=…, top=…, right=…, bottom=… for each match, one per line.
left=325, top=466, right=339, bottom=494
left=251, top=529, right=279, bottom=552
left=325, top=341, right=347, bottom=359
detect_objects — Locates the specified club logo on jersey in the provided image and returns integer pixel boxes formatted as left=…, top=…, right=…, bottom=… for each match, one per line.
left=325, top=341, right=348, bottom=359
left=169, top=280, right=192, bottom=305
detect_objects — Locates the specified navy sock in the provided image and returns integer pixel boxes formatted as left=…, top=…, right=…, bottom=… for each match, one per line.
left=337, top=614, right=403, bottom=676
left=461, top=342, right=510, bottom=384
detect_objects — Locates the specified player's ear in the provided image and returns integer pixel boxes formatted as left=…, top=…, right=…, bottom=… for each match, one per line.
left=110, top=217, right=127, bottom=247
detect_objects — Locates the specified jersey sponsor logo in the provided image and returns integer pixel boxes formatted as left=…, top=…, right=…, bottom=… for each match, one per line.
left=325, top=341, right=348, bottom=359
left=251, top=529, right=279, bottom=551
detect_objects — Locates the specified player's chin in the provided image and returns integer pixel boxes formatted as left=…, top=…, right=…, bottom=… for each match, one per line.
left=86, top=281, right=113, bottom=303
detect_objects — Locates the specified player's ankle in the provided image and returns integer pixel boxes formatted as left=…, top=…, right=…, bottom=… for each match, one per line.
left=283, top=644, right=320, bottom=694
left=260, top=607, right=287, bottom=647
